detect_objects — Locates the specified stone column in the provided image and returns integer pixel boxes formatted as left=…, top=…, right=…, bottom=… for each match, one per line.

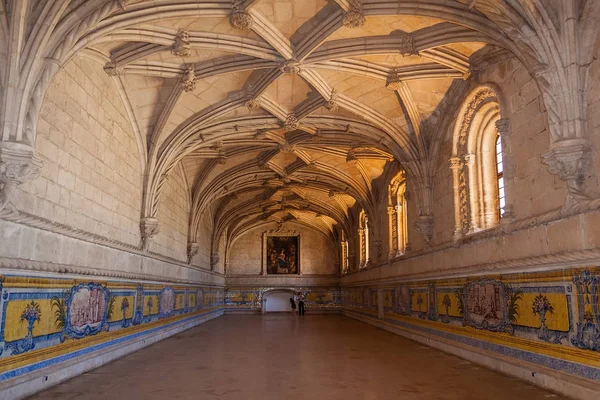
left=0, top=146, right=43, bottom=215
left=495, top=118, right=515, bottom=221
left=463, top=153, right=477, bottom=232
left=395, top=204, right=403, bottom=256
left=387, top=206, right=396, bottom=259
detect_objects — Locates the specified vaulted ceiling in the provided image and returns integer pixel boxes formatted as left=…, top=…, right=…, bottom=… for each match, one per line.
left=75, top=0, right=502, bottom=249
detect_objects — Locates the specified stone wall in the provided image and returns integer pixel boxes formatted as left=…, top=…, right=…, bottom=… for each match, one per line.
left=227, top=222, right=338, bottom=276
left=15, top=56, right=143, bottom=247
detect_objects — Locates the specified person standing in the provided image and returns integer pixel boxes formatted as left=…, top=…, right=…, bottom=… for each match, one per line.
left=298, top=299, right=305, bottom=316
left=289, top=297, right=296, bottom=315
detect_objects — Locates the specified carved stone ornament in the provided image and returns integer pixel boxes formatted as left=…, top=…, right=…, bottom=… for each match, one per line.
left=103, top=61, right=122, bottom=76
left=0, top=147, right=43, bottom=214
left=181, top=64, right=196, bottom=92
left=283, top=114, right=300, bottom=131
left=398, top=33, right=416, bottom=56
left=415, top=215, right=434, bottom=245
left=229, top=1, right=253, bottom=30
left=245, top=97, right=262, bottom=111
left=187, top=242, right=199, bottom=264
left=542, top=138, right=594, bottom=206
left=279, top=59, right=303, bottom=75
left=171, top=30, right=191, bottom=57
left=140, top=217, right=159, bottom=251
left=385, top=70, right=402, bottom=91
left=210, top=252, right=220, bottom=267
left=325, top=88, right=339, bottom=112
left=342, top=1, right=366, bottom=28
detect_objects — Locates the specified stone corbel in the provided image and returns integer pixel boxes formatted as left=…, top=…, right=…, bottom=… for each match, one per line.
left=325, top=88, right=339, bottom=112
left=542, top=138, right=595, bottom=209
left=415, top=215, right=434, bottom=246
left=181, top=65, right=196, bottom=92
left=187, top=242, right=199, bottom=264
left=210, top=252, right=220, bottom=269
left=0, top=146, right=43, bottom=216
left=140, top=217, right=159, bottom=251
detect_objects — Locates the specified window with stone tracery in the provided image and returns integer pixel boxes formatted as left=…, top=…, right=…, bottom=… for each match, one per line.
left=450, top=86, right=509, bottom=238
left=388, top=171, right=408, bottom=258
left=358, top=210, right=369, bottom=268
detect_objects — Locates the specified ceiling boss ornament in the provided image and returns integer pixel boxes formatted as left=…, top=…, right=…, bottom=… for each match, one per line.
left=181, top=65, right=196, bottom=92
left=229, top=0, right=253, bottom=30
left=385, top=69, right=402, bottom=91
left=283, top=114, right=300, bottom=131
left=279, top=59, right=303, bottom=75
left=342, top=0, right=366, bottom=28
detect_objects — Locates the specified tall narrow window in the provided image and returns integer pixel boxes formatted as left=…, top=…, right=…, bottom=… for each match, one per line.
left=358, top=210, right=369, bottom=268
left=496, top=135, right=505, bottom=218
left=341, top=230, right=349, bottom=273
left=388, top=171, right=407, bottom=258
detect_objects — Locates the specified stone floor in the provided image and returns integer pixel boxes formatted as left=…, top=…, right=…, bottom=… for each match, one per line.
left=28, top=315, right=567, bottom=400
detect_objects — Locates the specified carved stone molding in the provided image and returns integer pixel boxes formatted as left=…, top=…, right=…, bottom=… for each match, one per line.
left=342, top=1, right=366, bottom=28
left=140, top=217, right=160, bottom=251
left=385, top=70, right=402, bottom=91
left=0, top=147, right=43, bottom=215
left=283, top=114, right=300, bottom=131
left=103, top=61, right=122, bottom=76
left=542, top=138, right=594, bottom=207
left=415, top=215, right=434, bottom=245
left=181, top=64, right=196, bottom=92
left=187, top=242, right=199, bottom=264
left=171, top=30, right=191, bottom=57
left=279, top=59, right=303, bottom=75
left=325, top=88, right=339, bottom=112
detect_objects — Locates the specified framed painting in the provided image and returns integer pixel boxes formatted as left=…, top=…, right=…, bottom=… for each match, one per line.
left=263, top=233, right=300, bottom=275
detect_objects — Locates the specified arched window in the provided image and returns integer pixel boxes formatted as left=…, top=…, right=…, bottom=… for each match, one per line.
left=340, top=230, right=349, bottom=273
left=388, top=171, right=408, bottom=258
left=450, top=86, right=508, bottom=238
left=358, top=210, right=369, bottom=268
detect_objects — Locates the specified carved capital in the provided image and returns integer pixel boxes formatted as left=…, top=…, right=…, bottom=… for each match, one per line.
left=495, top=118, right=510, bottom=136
left=181, top=64, right=196, bottom=92
left=187, top=242, right=199, bottom=264
left=279, top=59, right=303, bottom=75
left=325, top=88, right=339, bottom=112
left=385, top=69, right=402, bottom=91
left=415, top=215, right=434, bottom=245
left=103, top=61, right=122, bottom=76
left=171, top=30, right=191, bottom=57
left=387, top=206, right=395, bottom=215
left=140, top=217, right=159, bottom=251
left=0, top=147, right=43, bottom=214
left=283, top=114, right=300, bottom=131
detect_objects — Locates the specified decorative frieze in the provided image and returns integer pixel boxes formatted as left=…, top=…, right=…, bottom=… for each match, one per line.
left=171, top=30, right=191, bottom=57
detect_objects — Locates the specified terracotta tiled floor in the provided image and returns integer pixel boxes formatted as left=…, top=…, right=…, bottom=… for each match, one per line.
left=28, top=315, right=567, bottom=399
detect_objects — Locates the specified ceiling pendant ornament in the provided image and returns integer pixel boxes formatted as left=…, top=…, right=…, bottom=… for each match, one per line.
left=325, top=88, right=339, bottom=112
left=385, top=69, right=402, bottom=91
left=279, top=59, right=303, bottom=75
left=342, top=1, right=366, bottom=28
left=283, top=114, right=300, bottom=131
left=229, top=0, right=253, bottom=30
left=171, top=30, right=191, bottom=57
left=181, top=65, right=196, bottom=92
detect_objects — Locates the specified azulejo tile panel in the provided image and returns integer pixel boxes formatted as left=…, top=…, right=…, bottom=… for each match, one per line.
left=0, top=274, right=224, bottom=379
left=341, top=267, right=600, bottom=380
left=224, top=287, right=340, bottom=310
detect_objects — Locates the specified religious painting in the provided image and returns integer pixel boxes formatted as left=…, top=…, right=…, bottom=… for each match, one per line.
left=265, top=235, right=300, bottom=274
left=64, top=283, right=109, bottom=338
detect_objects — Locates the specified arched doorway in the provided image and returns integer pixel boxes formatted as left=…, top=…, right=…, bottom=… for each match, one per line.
left=263, top=289, right=297, bottom=313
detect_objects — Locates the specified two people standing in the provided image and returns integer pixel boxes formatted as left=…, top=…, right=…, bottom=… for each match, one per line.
left=289, top=296, right=306, bottom=316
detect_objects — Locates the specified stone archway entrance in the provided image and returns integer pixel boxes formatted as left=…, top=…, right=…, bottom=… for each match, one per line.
left=262, top=289, right=297, bottom=313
